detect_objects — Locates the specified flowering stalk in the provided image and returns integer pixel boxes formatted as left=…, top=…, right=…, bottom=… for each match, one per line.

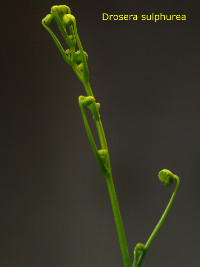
left=42, top=5, right=131, bottom=267
left=42, top=5, right=180, bottom=267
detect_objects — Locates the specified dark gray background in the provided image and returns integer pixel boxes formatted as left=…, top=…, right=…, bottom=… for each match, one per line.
left=1, top=1, right=200, bottom=266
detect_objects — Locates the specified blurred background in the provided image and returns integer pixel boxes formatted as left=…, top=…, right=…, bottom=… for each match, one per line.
left=1, top=0, right=200, bottom=266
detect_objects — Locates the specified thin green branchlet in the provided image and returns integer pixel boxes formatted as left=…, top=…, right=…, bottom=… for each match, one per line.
left=133, top=170, right=180, bottom=267
left=42, top=5, right=180, bottom=267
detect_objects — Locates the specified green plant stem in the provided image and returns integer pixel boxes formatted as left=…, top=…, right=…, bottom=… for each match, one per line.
left=82, top=81, right=131, bottom=267
left=133, top=249, right=139, bottom=267
left=105, top=173, right=131, bottom=267
left=42, top=8, right=179, bottom=267
left=134, top=176, right=180, bottom=267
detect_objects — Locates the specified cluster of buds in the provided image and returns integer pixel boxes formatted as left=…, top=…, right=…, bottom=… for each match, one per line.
left=42, top=5, right=89, bottom=82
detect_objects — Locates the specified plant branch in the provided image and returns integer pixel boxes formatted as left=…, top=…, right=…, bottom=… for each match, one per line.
left=42, top=5, right=131, bottom=267
left=134, top=171, right=180, bottom=267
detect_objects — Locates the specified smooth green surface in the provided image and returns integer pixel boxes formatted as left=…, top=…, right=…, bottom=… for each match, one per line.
left=42, top=5, right=180, bottom=267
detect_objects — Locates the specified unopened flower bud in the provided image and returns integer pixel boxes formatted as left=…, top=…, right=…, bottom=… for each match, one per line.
left=79, top=96, right=95, bottom=108
left=44, top=14, right=53, bottom=25
left=77, top=63, right=83, bottom=71
left=96, top=103, right=100, bottom=112
left=158, top=169, right=176, bottom=187
left=63, top=14, right=75, bottom=27
left=51, top=5, right=71, bottom=16
left=59, top=5, right=71, bottom=14
left=74, top=50, right=88, bottom=65
left=98, top=149, right=107, bottom=158
left=135, top=243, right=145, bottom=254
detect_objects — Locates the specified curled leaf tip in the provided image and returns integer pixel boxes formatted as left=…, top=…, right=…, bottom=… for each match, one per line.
left=158, top=169, right=178, bottom=187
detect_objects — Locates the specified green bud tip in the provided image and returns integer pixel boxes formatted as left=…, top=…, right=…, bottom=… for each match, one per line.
left=158, top=169, right=178, bottom=187
left=65, top=49, right=70, bottom=56
left=63, top=14, right=75, bottom=27
left=79, top=96, right=95, bottom=108
left=51, top=5, right=71, bottom=16
left=43, top=14, right=53, bottom=25
left=77, top=63, right=83, bottom=71
left=74, top=50, right=88, bottom=65
left=96, top=103, right=100, bottom=112
left=98, top=149, right=107, bottom=158
left=135, top=243, right=145, bottom=254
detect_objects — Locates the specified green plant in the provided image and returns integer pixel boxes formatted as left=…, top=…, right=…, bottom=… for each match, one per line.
left=42, top=5, right=180, bottom=267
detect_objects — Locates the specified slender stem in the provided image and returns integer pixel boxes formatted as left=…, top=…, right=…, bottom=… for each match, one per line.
left=133, top=249, right=138, bottom=267
left=82, top=81, right=94, bottom=96
left=106, top=173, right=131, bottom=267
left=78, top=97, right=108, bottom=177
left=83, top=81, right=131, bottom=267
left=135, top=177, right=180, bottom=267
